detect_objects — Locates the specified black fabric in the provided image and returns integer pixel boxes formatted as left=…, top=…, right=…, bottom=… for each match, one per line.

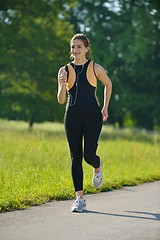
left=64, top=60, right=102, bottom=192
left=64, top=107, right=102, bottom=191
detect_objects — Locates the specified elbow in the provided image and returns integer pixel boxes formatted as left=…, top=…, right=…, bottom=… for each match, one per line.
left=109, top=78, right=112, bottom=87
left=58, top=100, right=65, bottom=105
left=110, top=81, right=112, bottom=89
left=57, top=96, right=65, bottom=105
left=105, top=80, right=112, bottom=90
left=108, top=79, right=112, bottom=90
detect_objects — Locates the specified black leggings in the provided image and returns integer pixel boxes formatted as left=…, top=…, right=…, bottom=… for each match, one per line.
left=64, top=106, right=102, bottom=191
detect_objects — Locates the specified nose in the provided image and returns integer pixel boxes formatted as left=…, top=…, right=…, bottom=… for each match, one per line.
left=73, top=47, right=79, bottom=53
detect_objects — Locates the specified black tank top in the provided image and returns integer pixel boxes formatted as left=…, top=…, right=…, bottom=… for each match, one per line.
left=66, top=60, right=99, bottom=110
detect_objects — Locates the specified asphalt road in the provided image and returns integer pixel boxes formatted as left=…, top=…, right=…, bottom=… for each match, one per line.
left=0, top=181, right=160, bottom=240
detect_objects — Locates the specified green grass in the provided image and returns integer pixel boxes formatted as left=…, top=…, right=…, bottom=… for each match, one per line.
left=0, top=120, right=160, bottom=212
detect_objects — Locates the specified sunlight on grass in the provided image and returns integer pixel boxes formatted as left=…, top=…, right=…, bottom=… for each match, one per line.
left=0, top=120, right=160, bottom=212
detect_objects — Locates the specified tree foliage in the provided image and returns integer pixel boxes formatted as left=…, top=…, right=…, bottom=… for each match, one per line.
left=0, top=0, right=74, bottom=129
left=0, top=0, right=159, bottom=129
left=69, top=0, right=160, bottom=129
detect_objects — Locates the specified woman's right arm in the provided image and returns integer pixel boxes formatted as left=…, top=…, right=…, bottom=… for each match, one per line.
left=57, top=66, right=68, bottom=104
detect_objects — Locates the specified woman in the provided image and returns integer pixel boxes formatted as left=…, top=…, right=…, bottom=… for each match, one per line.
left=57, top=33, right=112, bottom=212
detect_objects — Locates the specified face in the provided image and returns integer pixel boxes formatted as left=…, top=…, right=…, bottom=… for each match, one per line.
left=70, top=39, right=87, bottom=59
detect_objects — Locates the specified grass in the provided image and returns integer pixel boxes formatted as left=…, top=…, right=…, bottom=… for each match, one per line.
left=0, top=119, right=160, bottom=212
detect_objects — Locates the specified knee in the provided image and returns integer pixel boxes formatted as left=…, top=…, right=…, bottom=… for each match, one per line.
left=84, top=152, right=100, bottom=168
left=84, top=152, right=94, bottom=165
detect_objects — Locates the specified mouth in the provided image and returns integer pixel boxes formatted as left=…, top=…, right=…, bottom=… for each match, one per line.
left=73, top=53, right=80, bottom=56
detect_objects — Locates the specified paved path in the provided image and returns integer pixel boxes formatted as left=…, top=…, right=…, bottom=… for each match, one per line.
left=0, top=181, right=160, bottom=240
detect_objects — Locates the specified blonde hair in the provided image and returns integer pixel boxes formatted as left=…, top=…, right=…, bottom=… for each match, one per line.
left=70, top=33, right=90, bottom=60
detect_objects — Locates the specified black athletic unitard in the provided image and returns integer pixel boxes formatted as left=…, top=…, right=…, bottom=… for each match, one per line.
left=64, top=60, right=102, bottom=191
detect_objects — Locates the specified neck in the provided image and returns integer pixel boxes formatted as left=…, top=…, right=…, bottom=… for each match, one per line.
left=73, top=57, right=88, bottom=66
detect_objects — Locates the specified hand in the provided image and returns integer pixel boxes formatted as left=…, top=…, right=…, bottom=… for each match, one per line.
left=101, top=108, right=108, bottom=121
left=59, top=69, right=67, bottom=86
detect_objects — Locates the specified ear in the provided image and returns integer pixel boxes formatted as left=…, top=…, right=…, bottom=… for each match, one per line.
left=86, top=47, right=89, bottom=52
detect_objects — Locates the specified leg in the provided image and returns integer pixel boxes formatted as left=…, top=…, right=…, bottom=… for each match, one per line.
left=83, top=108, right=103, bottom=189
left=83, top=107, right=102, bottom=168
left=64, top=109, right=84, bottom=193
left=64, top=109, right=87, bottom=212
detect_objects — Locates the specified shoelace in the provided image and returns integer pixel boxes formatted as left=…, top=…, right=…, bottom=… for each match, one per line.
left=75, top=193, right=85, bottom=204
left=76, top=198, right=83, bottom=204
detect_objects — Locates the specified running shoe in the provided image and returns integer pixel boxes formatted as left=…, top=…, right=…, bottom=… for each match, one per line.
left=92, top=162, right=103, bottom=189
left=71, top=195, right=87, bottom=212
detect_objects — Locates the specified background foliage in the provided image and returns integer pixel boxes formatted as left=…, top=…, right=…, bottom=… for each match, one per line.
left=0, top=0, right=159, bottom=130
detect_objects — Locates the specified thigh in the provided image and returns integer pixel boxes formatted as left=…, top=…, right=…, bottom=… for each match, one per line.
left=83, top=108, right=102, bottom=156
left=64, top=109, right=83, bottom=159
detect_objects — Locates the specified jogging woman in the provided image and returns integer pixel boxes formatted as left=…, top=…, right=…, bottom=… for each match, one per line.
left=57, top=33, right=112, bottom=212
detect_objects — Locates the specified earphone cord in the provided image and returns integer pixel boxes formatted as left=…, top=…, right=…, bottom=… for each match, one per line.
left=70, top=64, right=84, bottom=106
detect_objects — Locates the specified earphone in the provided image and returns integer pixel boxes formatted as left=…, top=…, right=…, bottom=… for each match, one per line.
left=70, top=64, right=84, bottom=106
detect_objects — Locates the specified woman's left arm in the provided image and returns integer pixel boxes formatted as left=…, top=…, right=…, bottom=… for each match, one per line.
left=95, top=63, right=112, bottom=121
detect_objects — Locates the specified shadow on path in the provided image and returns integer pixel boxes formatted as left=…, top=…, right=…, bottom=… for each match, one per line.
left=84, top=210, right=160, bottom=221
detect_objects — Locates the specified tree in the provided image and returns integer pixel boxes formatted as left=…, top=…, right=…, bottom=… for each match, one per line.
left=0, top=0, right=75, bottom=129
left=69, top=0, right=160, bottom=129
left=0, top=0, right=159, bottom=130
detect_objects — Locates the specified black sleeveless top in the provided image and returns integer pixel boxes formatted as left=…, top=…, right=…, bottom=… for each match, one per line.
left=66, top=60, right=99, bottom=110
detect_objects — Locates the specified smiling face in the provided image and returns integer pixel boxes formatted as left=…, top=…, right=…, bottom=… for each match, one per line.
left=70, top=34, right=90, bottom=61
left=70, top=39, right=87, bottom=60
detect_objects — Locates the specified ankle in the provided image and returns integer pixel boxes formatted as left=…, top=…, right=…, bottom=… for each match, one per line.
left=94, top=162, right=102, bottom=173
left=95, top=168, right=100, bottom=173
left=76, top=191, right=84, bottom=199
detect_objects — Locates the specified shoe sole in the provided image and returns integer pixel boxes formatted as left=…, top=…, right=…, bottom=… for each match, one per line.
left=71, top=207, right=87, bottom=213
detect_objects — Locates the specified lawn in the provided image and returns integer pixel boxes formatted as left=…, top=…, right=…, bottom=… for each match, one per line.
left=0, top=120, right=159, bottom=212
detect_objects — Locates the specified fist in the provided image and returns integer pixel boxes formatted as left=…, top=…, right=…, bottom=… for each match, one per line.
left=60, top=69, right=67, bottom=85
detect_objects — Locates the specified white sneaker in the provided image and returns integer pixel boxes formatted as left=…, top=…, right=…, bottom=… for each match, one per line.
left=71, top=195, right=87, bottom=212
left=92, top=162, right=103, bottom=189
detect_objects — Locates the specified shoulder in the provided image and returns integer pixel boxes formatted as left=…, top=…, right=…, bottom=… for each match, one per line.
left=57, top=66, right=66, bottom=80
left=58, top=64, right=69, bottom=75
left=94, top=62, right=105, bottom=71
left=93, top=62, right=107, bottom=78
left=58, top=65, right=65, bottom=72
